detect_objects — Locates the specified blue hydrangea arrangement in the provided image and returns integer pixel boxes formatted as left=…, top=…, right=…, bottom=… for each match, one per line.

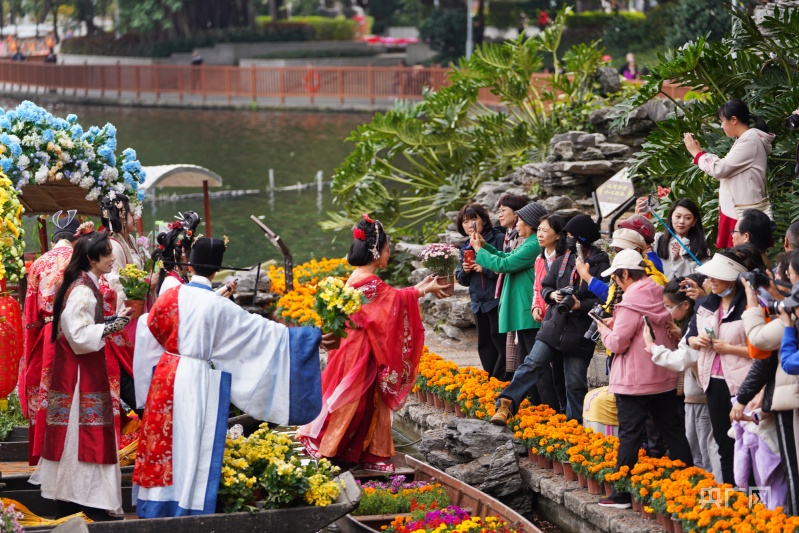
left=0, top=100, right=147, bottom=216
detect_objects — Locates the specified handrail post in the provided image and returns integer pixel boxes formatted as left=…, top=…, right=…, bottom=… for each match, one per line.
left=250, top=64, right=257, bottom=105
left=307, top=64, right=314, bottom=106
left=338, top=67, right=343, bottom=105
left=226, top=67, right=231, bottom=104
left=117, top=60, right=121, bottom=99
left=154, top=63, right=160, bottom=101
left=84, top=60, right=88, bottom=97
left=135, top=65, right=140, bottom=100
left=100, top=63, right=104, bottom=98
left=201, top=63, right=206, bottom=103
left=178, top=65, right=183, bottom=103
left=203, top=180, right=212, bottom=237
left=368, top=63, right=375, bottom=106
left=279, top=67, right=285, bottom=105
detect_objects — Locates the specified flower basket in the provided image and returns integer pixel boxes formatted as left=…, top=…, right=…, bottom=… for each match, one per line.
left=536, top=454, right=552, bottom=470
left=604, top=481, right=613, bottom=497
left=562, top=462, right=577, bottom=482
left=552, top=460, right=564, bottom=475
left=419, top=244, right=458, bottom=298
left=126, top=298, right=145, bottom=321
left=577, top=473, right=588, bottom=488
left=586, top=477, right=603, bottom=495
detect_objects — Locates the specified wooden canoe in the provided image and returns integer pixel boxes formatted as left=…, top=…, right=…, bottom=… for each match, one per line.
left=1, top=468, right=359, bottom=532
left=335, top=453, right=542, bottom=533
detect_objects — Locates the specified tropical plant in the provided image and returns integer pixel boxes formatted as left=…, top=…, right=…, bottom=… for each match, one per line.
left=612, top=5, right=799, bottom=248
left=325, top=6, right=617, bottom=236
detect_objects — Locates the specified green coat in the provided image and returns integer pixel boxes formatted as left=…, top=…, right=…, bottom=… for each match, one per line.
left=475, top=237, right=541, bottom=334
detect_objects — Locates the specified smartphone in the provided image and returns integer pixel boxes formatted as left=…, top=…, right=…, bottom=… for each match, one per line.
left=643, top=316, right=655, bottom=341
left=463, top=249, right=475, bottom=264
left=703, top=326, right=716, bottom=340
left=588, top=311, right=603, bottom=323
left=471, top=221, right=477, bottom=233
left=575, top=241, right=583, bottom=258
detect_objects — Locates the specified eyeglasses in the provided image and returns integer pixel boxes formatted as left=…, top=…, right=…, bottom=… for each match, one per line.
left=731, top=229, right=742, bottom=236
left=496, top=207, right=511, bottom=215
left=664, top=301, right=682, bottom=313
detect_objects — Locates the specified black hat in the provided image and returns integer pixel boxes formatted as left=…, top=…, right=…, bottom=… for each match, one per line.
left=51, top=209, right=80, bottom=243
left=189, top=237, right=226, bottom=271
left=515, top=202, right=547, bottom=230
left=563, top=214, right=601, bottom=244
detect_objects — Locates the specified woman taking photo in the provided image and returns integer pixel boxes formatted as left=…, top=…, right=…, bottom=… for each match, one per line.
left=684, top=99, right=774, bottom=248
left=495, top=193, right=530, bottom=376
left=651, top=199, right=710, bottom=280
left=455, top=203, right=507, bottom=379
left=297, top=216, right=447, bottom=472
left=686, top=251, right=753, bottom=485
left=30, top=224, right=133, bottom=521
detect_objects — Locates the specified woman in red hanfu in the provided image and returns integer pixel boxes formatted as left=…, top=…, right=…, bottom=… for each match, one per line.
left=29, top=223, right=133, bottom=521
left=20, top=211, right=79, bottom=466
left=297, top=216, right=448, bottom=472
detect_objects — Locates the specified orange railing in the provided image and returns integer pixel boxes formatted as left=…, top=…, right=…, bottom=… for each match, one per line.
left=0, top=61, right=692, bottom=106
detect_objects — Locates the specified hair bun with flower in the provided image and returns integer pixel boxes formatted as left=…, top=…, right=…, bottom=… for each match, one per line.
left=74, top=221, right=95, bottom=238
left=362, top=213, right=375, bottom=224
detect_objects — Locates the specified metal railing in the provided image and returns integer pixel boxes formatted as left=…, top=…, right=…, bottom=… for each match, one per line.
left=0, top=60, right=692, bottom=106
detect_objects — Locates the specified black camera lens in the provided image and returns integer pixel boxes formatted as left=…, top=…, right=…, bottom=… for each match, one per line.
left=787, top=114, right=799, bottom=130
left=557, top=295, right=575, bottom=314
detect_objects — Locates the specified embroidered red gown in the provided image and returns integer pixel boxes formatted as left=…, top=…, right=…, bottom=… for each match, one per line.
left=297, top=275, right=425, bottom=464
left=20, top=245, right=72, bottom=465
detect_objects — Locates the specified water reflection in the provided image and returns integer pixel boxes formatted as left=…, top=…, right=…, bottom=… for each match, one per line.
left=3, top=98, right=368, bottom=266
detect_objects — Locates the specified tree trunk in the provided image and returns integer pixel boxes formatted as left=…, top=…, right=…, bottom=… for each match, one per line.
left=53, top=1, right=60, bottom=43
left=474, top=0, right=485, bottom=48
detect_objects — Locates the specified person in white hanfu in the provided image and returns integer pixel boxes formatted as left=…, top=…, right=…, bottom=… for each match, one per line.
left=29, top=223, right=133, bottom=521
left=132, top=237, right=331, bottom=518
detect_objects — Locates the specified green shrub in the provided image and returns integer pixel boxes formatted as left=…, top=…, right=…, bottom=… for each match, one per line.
left=600, top=5, right=673, bottom=63
left=256, top=16, right=357, bottom=40
left=418, top=8, right=467, bottom=65
left=664, top=0, right=731, bottom=49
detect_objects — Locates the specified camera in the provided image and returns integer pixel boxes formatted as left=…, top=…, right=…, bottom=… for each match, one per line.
left=762, top=294, right=799, bottom=316
left=739, top=269, right=771, bottom=290
left=556, top=286, right=575, bottom=314
left=786, top=114, right=799, bottom=130
left=584, top=303, right=607, bottom=341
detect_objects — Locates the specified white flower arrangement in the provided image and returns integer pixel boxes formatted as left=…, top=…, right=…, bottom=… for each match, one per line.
left=419, top=242, right=460, bottom=277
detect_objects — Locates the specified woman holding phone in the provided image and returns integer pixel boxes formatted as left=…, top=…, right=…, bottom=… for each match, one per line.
left=455, top=203, right=507, bottom=379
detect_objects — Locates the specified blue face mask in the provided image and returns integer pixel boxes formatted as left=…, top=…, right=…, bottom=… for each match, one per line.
left=717, top=285, right=734, bottom=298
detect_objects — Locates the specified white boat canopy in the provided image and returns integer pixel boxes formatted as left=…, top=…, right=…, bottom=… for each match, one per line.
left=140, top=164, right=223, bottom=236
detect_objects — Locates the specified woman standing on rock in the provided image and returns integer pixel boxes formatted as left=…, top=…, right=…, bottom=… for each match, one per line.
left=455, top=203, right=507, bottom=380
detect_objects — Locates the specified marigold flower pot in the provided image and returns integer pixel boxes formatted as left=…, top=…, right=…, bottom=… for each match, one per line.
left=552, top=460, right=564, bottom=475
left=631, top=498, right=642, bottom=513
left=432, top=395, right=442, bottom=410
left=536, top=455, right=553, bottom=470
left=658, top=513, right=675, bottom=533
left=577, top=473, right=588, bottom=488
left=562, top=462, right=577, bottom=482
left=586, top=477, right=603, bottom=495
left=456, top=406, right=467, bottom=418
left=642, top=509, right=656, bottom=520
left=673, top=519, right=684, bottom=533
left=604, top=481, right=613, bottom=497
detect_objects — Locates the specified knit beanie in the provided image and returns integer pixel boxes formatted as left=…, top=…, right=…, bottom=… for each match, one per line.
left=515, top=202, right=548, bottom=230
left=619, top=214, right=656, bottom=245
left=563, top=214, right=601, bottom=244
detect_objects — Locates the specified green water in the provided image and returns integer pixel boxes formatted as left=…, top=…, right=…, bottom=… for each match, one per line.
left=7, top=99, right=369, bottom=266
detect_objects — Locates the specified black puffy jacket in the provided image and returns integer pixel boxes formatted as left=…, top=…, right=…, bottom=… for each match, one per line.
left=536, top=246, right=610, bottom=358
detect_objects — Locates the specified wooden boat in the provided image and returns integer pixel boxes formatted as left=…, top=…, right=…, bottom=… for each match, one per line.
left=335, top=453, right=542, bottom=533
left=0, top=418, right=361, bottom=532
left=1, top=468, right=360, bottom=532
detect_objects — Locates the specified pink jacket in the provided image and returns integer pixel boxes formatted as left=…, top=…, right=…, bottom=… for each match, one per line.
left=532, top=255, right=546, bottom=313
left=693, top=302, right=751, bottom=394
left=602, top=277, right=678, bottom=395
left=697, top=128, right=774, bottom=219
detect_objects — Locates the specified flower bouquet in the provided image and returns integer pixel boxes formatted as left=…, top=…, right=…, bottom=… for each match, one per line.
left=0, top=499, right=23, bottom=533
left=118, top=264, right=149, bottom=319
left=385, top=506, right=524, bottom=533
left=418, top=243, right=459, bottom=297
left=218, top=423, right=343, bottom=513
left=314, top=276, right=366, bottom=346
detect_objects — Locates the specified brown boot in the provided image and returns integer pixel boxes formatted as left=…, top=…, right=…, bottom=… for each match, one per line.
left=491, top=398, right=513, bottom=426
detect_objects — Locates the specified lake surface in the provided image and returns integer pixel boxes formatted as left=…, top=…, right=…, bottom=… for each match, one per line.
left=5, top=98, right=369, bottom=266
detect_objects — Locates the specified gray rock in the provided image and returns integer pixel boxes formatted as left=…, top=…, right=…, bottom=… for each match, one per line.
left=551, top=140, right=575, bottom=161
left=595, top=66, right=621, bottom=95
left=395, top=242, right=425, bottom=257
left=598, top=143, right=631, bottom=158
left=480, top=441, right=524, bottom=498
left=540, top=195, right=573, bottom=212
left=552, top=208, right=585, bottom=219
left=445, top=210, right=460, bottom=224
left=473, top=181, right=516, bottom=211
left=426, top=449, right=463, bottom=470
left=439, top=231, right=469, bottom=246
left=640, top=99, right=671, bottom=123
left=447, top=418, right=514, bottom=460
left=578, top=147, right=605, bottom=161
left=575, top=133, right=606, bottom=148
left=440, top=324, right=469, bottom=339
left=52, top=517, right=89, bottom=533
left=553, top=160, right=614, bottom=176
left=445, top=455, right=493, bottom=486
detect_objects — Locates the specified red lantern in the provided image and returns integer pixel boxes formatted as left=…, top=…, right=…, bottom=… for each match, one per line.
left=0, top=293, right=23, bottom=398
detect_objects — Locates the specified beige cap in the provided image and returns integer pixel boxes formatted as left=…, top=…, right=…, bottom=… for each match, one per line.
left=696, top=252, right=748, bottom=282
left=601, top=249, right=646, bottom=278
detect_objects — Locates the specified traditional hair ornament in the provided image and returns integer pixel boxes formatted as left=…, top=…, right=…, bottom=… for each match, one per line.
left=167, top=221, right=183, bottom=231
left=363, top=213, right=375, bottom=224
left=74, top=221, right=95, bottom=238
left=52, top=209, right=78, bottom=230
left=369, top=220, right=382, bottom=260
left=353, top=228, right=366, bottom=241
left=222, top=235, right=230, bottom=247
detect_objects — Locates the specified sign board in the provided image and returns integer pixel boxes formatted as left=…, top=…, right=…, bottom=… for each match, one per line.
left=594, top=168, right=634, bottom=218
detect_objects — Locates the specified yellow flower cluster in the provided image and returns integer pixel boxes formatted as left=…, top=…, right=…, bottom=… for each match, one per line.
left=272, top=259, right=355, bottom=329
left=416, top=348, right=799, bottom=533
left=276, top=284, right=322, bottom=327
left=218, top=423, right=342, bottom=513
left=267, top=258, right=353, bottom=296
left=118, top=263, right=147, bottom=281
left=314, top=276, right=365, bottom=337
left=0, top=174, right=26, bottom=282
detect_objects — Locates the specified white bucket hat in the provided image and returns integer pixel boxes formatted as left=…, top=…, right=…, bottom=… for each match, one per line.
left=696, top=252, right=748, bottom=281
left=610, top=228, right=647, bottom=251
left=601, top=249, right=645, bottom=278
